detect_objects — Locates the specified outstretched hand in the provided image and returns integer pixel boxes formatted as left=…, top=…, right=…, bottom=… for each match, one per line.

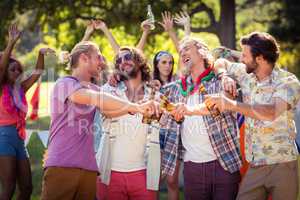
left=169, top=102, right=194, bottom=122
left=204, top=93, right=234, bottom=112
left=174, top=11, right=190, bottom=27
left=8, top=24, right=21, bottom=45
left=141, top=19, right=153, bottom=32
left=138, top=100, right=162, bottom=118
left=158, top=11, right=174, bottom=32
left=93, top=19, right=107, bottom=31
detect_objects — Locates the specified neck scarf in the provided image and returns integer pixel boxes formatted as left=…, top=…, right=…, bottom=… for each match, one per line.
left=1, top=84, right=28, bottom=140
left=178, top=66, right=215, bottom=97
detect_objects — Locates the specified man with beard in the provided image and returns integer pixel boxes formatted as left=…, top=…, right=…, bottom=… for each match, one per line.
left=96, top=46, right=160, bottom=200
left=159, top=37, right=242, bottom=200
left=207, top=32, right=300, bottom=200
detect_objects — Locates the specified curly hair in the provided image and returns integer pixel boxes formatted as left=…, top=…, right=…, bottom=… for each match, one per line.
left=0, top=54, right=24, bottom=87
left=115, top=46, right=151, bottom=82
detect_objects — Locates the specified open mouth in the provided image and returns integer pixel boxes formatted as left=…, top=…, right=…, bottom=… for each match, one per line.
left=96, top=66, right=102, bottom=72
left=183, top=57, right=191, bottom=64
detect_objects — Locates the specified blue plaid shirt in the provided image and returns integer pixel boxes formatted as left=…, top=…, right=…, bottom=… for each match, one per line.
left=159, top=75, right=242, bottom=176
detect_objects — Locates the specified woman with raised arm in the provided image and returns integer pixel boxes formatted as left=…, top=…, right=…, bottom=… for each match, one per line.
left=82, top=19, right=152, bottom=55
left=0, top=24, right=54, bottom=200
left=40, top=40, right=157, bottom=200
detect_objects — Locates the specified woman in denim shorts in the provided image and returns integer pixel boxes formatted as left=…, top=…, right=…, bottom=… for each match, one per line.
left=0, top=24, right=54, bottom=200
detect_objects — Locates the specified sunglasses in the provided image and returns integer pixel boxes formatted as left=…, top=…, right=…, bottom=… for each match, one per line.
left=116, top=53, right=133, bottom=65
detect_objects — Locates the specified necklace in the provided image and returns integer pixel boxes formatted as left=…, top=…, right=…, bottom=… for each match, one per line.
left=177, top=67, right=215, bottom=97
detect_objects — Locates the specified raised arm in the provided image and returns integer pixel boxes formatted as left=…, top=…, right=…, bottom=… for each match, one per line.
left=0, top=24, right=21, bottom=84
left=81, top=20, right=95, bottom=41
left=213, top=58, right=232, bottom=74
left=159, top=11, right=180, bottom=53
left=93, top=20, right=120, bottom=55
left=136, top=19, right=152, bottom=51
left=174, top=11, right=191, bottom=37
left=21, top=47, right=55, bottom=92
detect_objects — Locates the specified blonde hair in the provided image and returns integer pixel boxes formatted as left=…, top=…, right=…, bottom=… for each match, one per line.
left=179, top=36, right=213, bottom=69
left=180, top=36, right=209, bottom=52
left=59, top=41, right=99, bottom=69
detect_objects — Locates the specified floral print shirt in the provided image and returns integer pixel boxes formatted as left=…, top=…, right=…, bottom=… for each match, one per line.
left=228, top=63, right=300, bottom=166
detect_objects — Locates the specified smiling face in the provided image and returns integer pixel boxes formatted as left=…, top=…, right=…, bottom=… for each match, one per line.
left=89, top=49, right=106, bottom=77
left=7, top=60, right=23, bottom=84
left=116, top=50, right=139, bottom=79
left=241, top=45, right=258, bottom=74
left=85, top=47, right=106, bottom=80
left=179, top=40, right=208, bottom=73
left=157, top=55, right=173, bottom=78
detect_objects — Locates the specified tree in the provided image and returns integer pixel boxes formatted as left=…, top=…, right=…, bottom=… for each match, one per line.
left=190, top=0, right=236, bottom=49
left=268, top=0, right=300, bottom=43
left=236, top=0, right=300, bottom=78
left=268, top=0, right=300, bottom=78
left=0, top=0, right=237, bottom=49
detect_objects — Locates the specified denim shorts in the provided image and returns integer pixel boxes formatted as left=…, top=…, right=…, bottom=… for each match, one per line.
left=0, top=125, right=29, bottom=160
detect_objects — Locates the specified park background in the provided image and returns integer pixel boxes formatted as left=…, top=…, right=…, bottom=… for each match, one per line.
left=0, top=0, right=300, bottom=199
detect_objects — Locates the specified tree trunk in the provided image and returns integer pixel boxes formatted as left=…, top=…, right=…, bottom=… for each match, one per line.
left=217, top=0, right=236, bottom=49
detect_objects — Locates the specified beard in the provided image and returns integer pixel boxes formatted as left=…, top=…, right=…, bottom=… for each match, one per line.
left=244, top=60, right=258, bottom=74
left=119, top=64, right=140, bottom=80
left=181, top=60, right=193, bottom=76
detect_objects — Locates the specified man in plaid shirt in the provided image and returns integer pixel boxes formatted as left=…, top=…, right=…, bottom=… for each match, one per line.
left=159, top=37, right=242, bottom=200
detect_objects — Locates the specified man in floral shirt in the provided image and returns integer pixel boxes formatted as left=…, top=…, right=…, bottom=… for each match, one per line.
left=209, top=32, right=300, bottom=200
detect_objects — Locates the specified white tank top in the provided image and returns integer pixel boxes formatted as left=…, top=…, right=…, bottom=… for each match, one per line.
left=181, top=93, right=217, bottom=163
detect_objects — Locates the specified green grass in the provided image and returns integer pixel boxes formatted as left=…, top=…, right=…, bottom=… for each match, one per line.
left=27, top=116, right=50, bottom=130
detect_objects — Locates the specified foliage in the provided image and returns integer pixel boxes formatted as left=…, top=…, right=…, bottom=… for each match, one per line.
left=0, top=0, right=299, bottom=77
left=0, top=2, right=299, bottom=198
left=268, top=0, right=300, bottom=78
left=236, top=0, right=300, bottom=78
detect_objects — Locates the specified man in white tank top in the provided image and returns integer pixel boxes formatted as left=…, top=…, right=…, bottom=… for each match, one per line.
left=96, top=46, right=160, bottom=200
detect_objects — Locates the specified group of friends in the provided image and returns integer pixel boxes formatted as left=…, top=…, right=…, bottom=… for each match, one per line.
left=0, top=10, right=300, bottom=200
